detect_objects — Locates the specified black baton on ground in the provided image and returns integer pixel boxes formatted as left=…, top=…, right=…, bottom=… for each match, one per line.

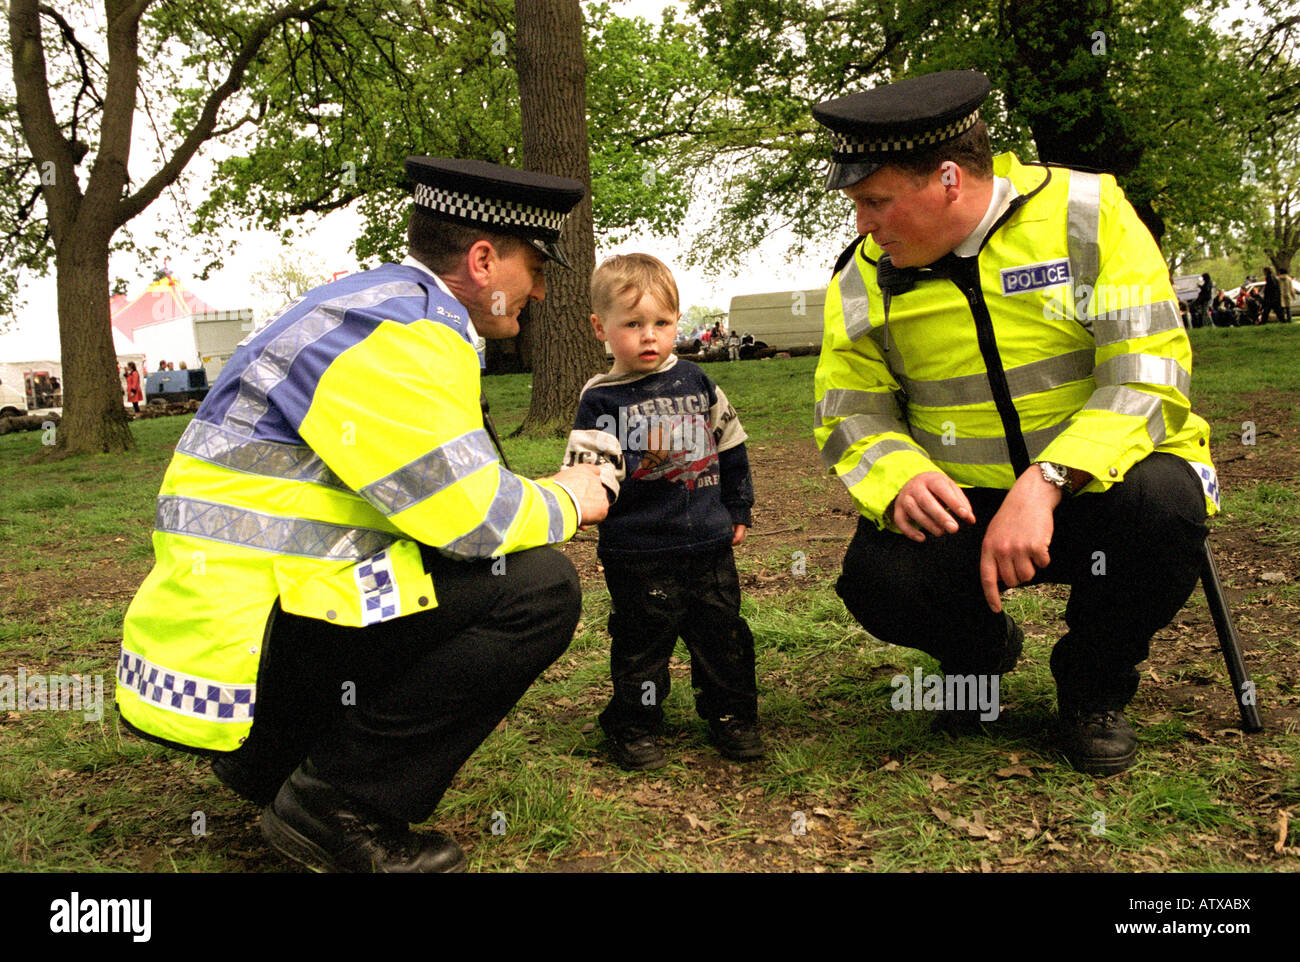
left=1200, top=540, right=1264, bottom=732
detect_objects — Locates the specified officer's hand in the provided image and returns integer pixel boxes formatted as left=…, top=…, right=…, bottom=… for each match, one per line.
left=731, top=523, right=747, bottom=546
left=890, top=471, right=975, bottom=541
left=551, top=464, right=610, bottom=526
left=979, top=467, right=1062, bottom=613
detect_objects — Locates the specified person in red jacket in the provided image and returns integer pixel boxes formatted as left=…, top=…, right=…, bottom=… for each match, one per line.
left=124, top=361, right=143, bottom=413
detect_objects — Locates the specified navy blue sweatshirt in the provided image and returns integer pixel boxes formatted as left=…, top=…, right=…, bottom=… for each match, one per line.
left=562, top=356, right=754, bottom=559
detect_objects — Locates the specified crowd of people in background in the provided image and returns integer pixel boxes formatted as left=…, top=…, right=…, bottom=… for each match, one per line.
left=1184, top=266, right=1294, bottom=328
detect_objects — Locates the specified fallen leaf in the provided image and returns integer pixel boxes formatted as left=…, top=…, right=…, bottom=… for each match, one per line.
left=85, top=818, right=104, bottom=834
left=880, top=760, right=900, bottom=772
left=580, top=722, right=595, bottom=734
left=930, top=806, right=954, bottom=825
left=812, top=807, right=835, bottom=818
left=980, top=858, right=993, bottom=873
left=928, top=773, right=952, bottom=791
left=1276, top=810, right=1291, bottom=855
left=1260, top=571, right=1286, bottom=584
left=995, top=765, right=1034, bottom=779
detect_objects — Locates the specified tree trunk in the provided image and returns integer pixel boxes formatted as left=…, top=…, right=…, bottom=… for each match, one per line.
left=54, top=236, right=135, bottom=456
left=515, top=0, right=605, bottom=437
left=999, top=0, right=1162, bottom=242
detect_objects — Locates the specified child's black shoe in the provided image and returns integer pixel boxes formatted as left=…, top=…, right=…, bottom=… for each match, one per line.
left=605, top=728, right=668, bottom=771
left=708, top=715, right=765, bottom=761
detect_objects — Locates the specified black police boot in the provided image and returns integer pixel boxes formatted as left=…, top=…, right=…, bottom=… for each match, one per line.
left=707, top=715, right=765, bottom=761
left=1059, top=706, right=1138, bottom=776
left=931, top=620, right=1021, bottom=735
left=261, top=761, right=466, bottom=873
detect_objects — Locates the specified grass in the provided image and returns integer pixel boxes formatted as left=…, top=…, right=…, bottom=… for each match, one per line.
left=1, top=326, right=1298, bottom=873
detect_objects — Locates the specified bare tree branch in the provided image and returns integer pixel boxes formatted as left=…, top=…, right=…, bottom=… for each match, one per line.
left=115, top=0, right=333, bottom=227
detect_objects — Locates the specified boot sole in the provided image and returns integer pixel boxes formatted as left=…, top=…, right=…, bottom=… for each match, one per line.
left=261, top=805, right=343, bottom=873
left=1067, top=748, right=1137, bottom=777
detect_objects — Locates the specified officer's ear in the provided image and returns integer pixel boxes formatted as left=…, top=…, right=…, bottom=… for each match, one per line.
left=465, top=239, right=497, bottom=286
left=938, top=161, right=962, bottom=194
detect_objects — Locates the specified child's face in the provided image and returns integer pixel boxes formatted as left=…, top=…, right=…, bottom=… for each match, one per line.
left=592, top=289, right=680, bottom=375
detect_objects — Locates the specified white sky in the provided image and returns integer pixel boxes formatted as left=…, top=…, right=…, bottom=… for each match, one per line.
left=0, top=0, right=836, bottom=361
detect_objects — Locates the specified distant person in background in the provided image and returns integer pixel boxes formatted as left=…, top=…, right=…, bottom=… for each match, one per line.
left=179, top=361, right=188, bottom=370
left=125, top=362, right=143, bottom=413
left=1211, top=290, right=1238, bottom=328
left=1261, top=267, right=1286, bottom=325
left=1191, top=273, right=1212, bottom=329
left=1244, top=286, right=1263, bottom=325
left=1279, top=268, right=1294, bottom=321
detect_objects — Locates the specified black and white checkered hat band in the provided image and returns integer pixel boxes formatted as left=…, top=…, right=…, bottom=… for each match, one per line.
left=413, top=183, right=566, bottom=236
left=831, top=110, right=980, bottom=157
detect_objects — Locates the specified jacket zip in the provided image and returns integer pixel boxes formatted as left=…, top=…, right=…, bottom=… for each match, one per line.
left=949, top=256, right=1031, bottom=477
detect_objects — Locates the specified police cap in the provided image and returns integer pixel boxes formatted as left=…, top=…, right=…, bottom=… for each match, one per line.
left=405, top=157, right=586, bottom=269
left=812, top=70, right=991, bottom=190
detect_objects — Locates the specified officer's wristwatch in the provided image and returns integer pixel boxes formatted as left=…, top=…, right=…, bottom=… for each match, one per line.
left=1036, top=461, right=1073, bottom=493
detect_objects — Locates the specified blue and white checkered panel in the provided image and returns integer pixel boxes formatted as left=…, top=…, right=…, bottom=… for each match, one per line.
left=117, top=650, right=255, bottom=722
left=832, top=110, right=980, bottom=156
left=1189, top=461, right=1221, bottom=510
left=412, top=184, right=565, bottom=235
left=354, top=548, right=400, bottom=625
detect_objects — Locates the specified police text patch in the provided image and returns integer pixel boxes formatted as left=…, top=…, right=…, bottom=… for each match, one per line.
left=1000, top=259, right=1071, bottom=296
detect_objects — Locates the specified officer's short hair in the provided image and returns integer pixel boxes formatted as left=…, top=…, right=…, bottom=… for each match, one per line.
left=888, top=119, right=994, bottom=181
left=407, top=206, right=526, bottom=276
left=591, top=253, right=680, bottom=318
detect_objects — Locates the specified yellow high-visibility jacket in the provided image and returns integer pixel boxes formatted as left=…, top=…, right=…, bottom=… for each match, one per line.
left=118, top=263, right=577, bottom=753
left=815, top=153, right=1219, bottom=529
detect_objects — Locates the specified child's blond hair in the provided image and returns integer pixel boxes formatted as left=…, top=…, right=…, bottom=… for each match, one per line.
left=591, top=253, right=680, bottom=317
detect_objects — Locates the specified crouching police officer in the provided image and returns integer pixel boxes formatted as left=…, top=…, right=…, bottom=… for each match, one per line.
left=811, top=72, right=1219, bottom=775
left=117, top=158, right=609, bottom=870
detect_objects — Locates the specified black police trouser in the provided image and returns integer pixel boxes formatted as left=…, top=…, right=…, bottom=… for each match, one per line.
left=835, top=453, right=1209, bottom=711
left=599, top=546, right=758, bottom=735
left=231, top=546, right=580, bottom=823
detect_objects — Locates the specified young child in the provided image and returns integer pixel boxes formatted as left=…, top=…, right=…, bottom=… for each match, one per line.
left=562, top=253, right=761, bottom=771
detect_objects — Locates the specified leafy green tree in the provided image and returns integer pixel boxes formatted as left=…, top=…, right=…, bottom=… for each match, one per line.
left=5, top=0, right=342, bottom=455
left=680, top=0, right=1275, bottom=267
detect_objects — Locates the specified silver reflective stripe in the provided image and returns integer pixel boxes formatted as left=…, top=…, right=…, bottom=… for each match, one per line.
left=1082, top=386, right=1166, bottom=445
left=224, top=280, right=419, bottom=434
left=440, top=469, right=525, bottom=558
left=538, top=485, right=567, bottom=544
left=815, top=388, right=901, bottom=422
left=156, top=495, right=394, bottom=560
left=1094, top=353, right=1190, bottom=395
left=175, top=418, right=346, bottom=489
left=1092, top=299, right=1182, bottom=346
left=360, top=430, right=498, bottom=516
left=900, top=349, right=1095, bottom=407
left=1067, top=170, right=1101, bottom=325
left=821, top=414, right=911, bottom=468
left=118, top=649, right=255, bottom=722
left=840, top=438, right=929, bottom=489
left=914, top=423, right=1069, bottom=465
left=840, top=255, right=873, bottom=341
